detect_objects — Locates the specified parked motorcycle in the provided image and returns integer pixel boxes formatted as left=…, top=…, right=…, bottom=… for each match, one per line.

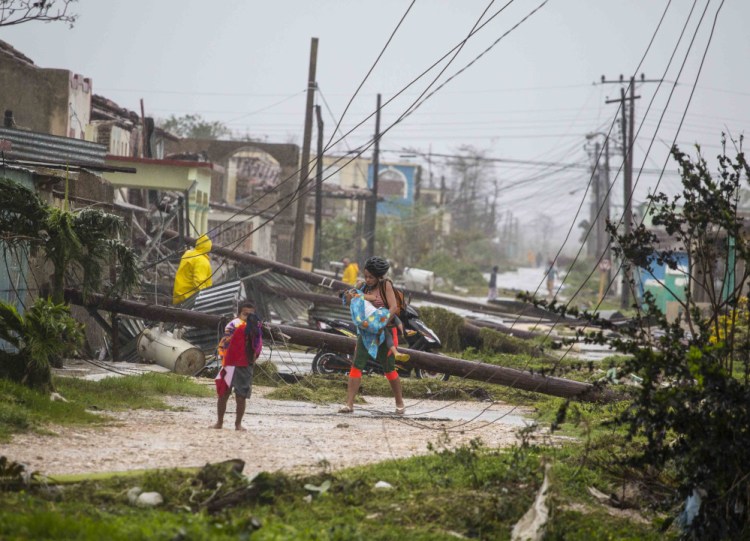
left=310, top=304, right=448, bottom=381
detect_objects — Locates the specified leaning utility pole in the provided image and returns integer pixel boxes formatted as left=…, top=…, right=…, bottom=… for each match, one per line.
left=364, top=93, right=382, bottom=261
left=313, top=105, right=324, bottom=269
left=292, top=37, right=319, bottom=268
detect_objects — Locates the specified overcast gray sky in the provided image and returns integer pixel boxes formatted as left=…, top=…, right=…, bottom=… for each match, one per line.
left=3, top=0, right=748, bottom=254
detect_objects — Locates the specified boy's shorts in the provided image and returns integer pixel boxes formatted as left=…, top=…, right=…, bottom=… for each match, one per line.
left=231, top=365, right=254, bottom=398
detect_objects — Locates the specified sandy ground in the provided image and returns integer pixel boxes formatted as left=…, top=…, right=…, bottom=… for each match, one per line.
left=0, top=386, right=530, bottom=478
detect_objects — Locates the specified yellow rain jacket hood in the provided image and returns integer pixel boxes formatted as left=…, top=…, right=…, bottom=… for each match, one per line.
left=172, top=235, right=213, bottom=304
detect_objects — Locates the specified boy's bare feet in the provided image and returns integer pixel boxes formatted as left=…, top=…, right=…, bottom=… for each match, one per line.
left=235, top=425, right=247, bottom=432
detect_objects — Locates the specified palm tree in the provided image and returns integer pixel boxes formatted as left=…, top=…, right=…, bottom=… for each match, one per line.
left=0, top=178, right=139, bottom=303
left=0, top=298, right=83, bottom=391
left=0, top=177, right=140, bottom=388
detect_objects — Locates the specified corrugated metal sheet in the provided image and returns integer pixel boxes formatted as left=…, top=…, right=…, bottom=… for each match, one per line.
left=308, top=302, right=350, bottom=323
left=0, top=127, right=107, bottom=166
left=114, top=269, right=335, bottom=364
left=233, top=266, right=311, bottom=324
left=113, top=316, right=147, bottom=363
left=182, top=280, right=245, bottom=354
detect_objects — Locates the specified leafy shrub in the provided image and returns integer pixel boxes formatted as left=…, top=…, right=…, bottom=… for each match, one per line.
left=416, top=252, right=486, bottom=288
left=0, top=298, right=83, bottom=390
left=531, top=141, right=750, bottom=538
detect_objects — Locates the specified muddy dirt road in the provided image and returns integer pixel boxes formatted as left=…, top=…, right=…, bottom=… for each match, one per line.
left=0, top=388, right=530, bottom=478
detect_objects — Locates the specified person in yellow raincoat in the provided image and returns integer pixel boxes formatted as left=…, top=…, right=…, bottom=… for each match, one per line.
left=341, top=257, right=359, bottom=285
left=172, top=235, right=213, bottom=304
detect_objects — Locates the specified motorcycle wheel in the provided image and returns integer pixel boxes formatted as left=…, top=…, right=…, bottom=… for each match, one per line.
left=312, top=351, right=349, bottom=375
left=409, top=343, right=450, bottom=382
left=414, top=367, right=450, bottom=382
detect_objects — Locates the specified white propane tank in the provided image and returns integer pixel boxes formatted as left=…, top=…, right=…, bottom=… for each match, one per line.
left=136, top=326, right=205, bottom=375
left=402, top=267, right=435, bottom=293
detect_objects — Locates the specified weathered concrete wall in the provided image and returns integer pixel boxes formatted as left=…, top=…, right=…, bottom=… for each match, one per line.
left=68, top=73, right=91, bottom=139
left=0, top=41, right=91, bottom=138
left=166, top=138, right=300, bottom=265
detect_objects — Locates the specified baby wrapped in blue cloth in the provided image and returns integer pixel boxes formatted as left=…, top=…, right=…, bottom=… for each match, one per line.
left=343, top=289, right=409, bottom=363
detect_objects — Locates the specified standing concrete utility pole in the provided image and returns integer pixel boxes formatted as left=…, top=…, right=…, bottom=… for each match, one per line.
left=139, top=98, right=147, bottom=158
left=602, top=134, right=612, bottom=288
left=364, top=93, right=382, bottom=261
left=602, top=74, right=660, bottom=308
left=592, top=140, right=602, bottom=258
left=292, top=37, right=319, bottom=268
left=604, top=76, right=638, bottom=309
left=313, top=105, right=324, bottom=269
left=583, top=133, right=611, bottom=262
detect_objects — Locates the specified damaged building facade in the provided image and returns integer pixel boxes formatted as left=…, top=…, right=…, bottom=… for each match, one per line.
left=0, top=39, right=302, bottom=308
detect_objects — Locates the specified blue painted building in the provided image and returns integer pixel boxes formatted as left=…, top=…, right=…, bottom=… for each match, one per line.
left=367, top=163, right=418, bottom=217
left=637, top=252, right=690, bottom=314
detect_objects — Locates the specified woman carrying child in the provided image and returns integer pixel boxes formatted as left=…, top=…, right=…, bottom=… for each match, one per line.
left=343, top=288, right=409, bottom=364
left=339, top=256, right=407, bottom=415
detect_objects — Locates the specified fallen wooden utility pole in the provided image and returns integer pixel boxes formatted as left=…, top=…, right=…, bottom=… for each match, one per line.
left=65, top=289, right=604, bottom=401
left=469, top=318, right=545, bottom=340
left=182, top=236, right=575, bottom=323
left=274, top=325, right=595, bottom=399
left=257, top=283, right=550, bottom=358
left=260, top=283, right=545, bottom=338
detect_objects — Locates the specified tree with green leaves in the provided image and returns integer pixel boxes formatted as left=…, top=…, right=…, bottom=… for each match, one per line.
left=0, top=178, right=139, bottom=304
left=447, top=146, right=494, bottom=233
left=318, top=214, right=359, bottom=268
left=0, top=177, right=139, bottom=389
left=159, top=114, right=231, bottom=140
left=0, top=0, right=77, bottom=27
left=0, top=298, right=82, bottom=391
left=527, top=139, right=750, bottom=537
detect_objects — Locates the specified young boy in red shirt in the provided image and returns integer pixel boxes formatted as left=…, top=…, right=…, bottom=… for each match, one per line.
left=212, top=300, right=262, bottom=431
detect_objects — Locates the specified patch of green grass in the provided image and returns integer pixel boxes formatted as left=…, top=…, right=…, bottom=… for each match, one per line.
left=0, top=494, right=242, bottom=541
left=54, top=372, right=213, bottom=411
left=48, top=466, right=202, bottom=484
left=266, top=383, right=345, bottom=404
left=0, top=372, right=213, bottom=441
left=0, top=379, right=106, bottom=442
left=252, top=360, right=285, bottom=387
left=545, top=506, right=668, bottom=541
left=264, top=372, right=545, bottom=408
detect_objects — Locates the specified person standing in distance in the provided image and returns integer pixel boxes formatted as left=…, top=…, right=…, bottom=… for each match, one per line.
left=341, top=257, right=360, bottom=285
left=487, top=265, right=499, bottom=301
left=546, top=259, right=558, bottom=298
left=339, top=256, right=406, bottom=415
left=172, top=235, right=213, bottom=304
